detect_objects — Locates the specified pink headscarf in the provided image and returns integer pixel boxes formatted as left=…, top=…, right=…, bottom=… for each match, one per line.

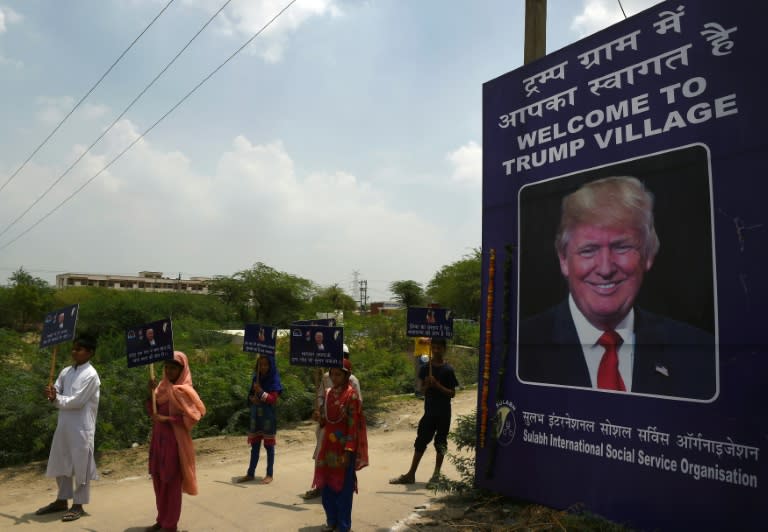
left=154, top=351, right=206, bottom=495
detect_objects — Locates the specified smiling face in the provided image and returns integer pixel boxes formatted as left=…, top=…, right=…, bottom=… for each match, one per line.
left=559, top=223, right=654, bottom=331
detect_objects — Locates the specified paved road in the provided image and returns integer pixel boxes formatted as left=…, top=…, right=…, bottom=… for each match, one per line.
left=0, top=390, right=475, bottom=531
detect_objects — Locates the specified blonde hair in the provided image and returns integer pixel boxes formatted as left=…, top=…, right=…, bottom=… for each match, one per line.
left=555, top=176, right=660, bottom=258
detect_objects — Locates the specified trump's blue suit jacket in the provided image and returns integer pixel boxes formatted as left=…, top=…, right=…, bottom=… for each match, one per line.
left=518, top=300, right=717, bottom=400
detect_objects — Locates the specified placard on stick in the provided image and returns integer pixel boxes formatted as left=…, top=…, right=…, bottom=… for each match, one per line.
left=289, top=325, right=343, bottom=367
left=406, top=307, right=454, bottom=338
left=40, top=304, right=79, bottom=349
left=126, top=318, right=174, bottom=368
left=243, top=323, right=277, bottom=357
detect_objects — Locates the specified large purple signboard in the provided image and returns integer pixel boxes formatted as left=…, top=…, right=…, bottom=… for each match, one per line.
left=478, top=2, right=766, bottom=530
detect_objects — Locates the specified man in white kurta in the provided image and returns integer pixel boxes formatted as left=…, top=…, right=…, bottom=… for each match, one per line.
left=38, top=337, right=100, bottom=521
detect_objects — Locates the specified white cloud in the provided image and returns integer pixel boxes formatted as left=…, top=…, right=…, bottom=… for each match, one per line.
left=35, top=97, right=111, bottom=125
left=183, top=0, right=341, bottom=62
left=0, top=52, right=22, bottom=68
left=0, top=5, right=23, bottom=33
left=570, top=0, right=663, bottom=37
left=0, top=123, right=451, bottom=287
left=82, top=103, right=110, bottom=120
left=36, top=96, right=75, bottom=125
left=0, top=5, right=23, bottom=68
left=447, top=141, right=481, bottom=184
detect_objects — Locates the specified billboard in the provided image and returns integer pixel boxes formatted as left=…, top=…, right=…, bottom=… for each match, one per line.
left=478, top=2, right=766, bottom=530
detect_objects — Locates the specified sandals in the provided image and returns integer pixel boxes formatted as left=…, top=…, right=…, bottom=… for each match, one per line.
left=236, top=475, right=255, bottom=483
left=389, top=474, right=415, bottom=485
left=35, top=501, right=68, bottom=515
left=62, top=507, right=84, bottom=522
left=301, top=488, right=320, bottom=499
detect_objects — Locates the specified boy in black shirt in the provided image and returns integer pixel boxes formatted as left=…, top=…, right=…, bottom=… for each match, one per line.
left=390, top=338, right=458, bottom=486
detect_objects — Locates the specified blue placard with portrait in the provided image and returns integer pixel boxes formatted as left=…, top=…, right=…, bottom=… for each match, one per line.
left=288, top=325, right=344, bottom=367
left=479, top=2, right=766, bottom=530
left=126, top=318, right=174, bottom=368
left=243, top=323, right=277, bottom=356
left=406, top=307, right=454, bottom=338
left=39, top=304, right=79, bottom=348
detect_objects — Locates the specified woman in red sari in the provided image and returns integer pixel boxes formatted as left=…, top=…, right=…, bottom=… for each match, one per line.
left=145, top=351, right=206, bottom=532
left=312, top=358, right=368, bottom=532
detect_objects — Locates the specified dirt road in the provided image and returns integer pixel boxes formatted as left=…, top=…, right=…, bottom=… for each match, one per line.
left=0, top=389, right=476, bottom=531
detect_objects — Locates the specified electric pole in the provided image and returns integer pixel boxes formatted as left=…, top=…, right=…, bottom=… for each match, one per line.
left=359, top=279, right=368, bottom=312
left=351, top=270, right=360, bottom=304
left=524, top=0, right=547, bottom=65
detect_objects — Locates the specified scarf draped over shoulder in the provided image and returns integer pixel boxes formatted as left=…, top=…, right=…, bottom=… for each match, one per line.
left=154, top=351, right=206, bottom=495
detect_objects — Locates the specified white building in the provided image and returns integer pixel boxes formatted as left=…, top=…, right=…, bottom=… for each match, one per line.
left=55, top=271, right=210, bottom=294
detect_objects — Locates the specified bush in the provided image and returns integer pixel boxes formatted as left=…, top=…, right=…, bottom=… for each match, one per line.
left=0, top=296, right=476, bottom=467
left=427, top=409, right=479, bottom=494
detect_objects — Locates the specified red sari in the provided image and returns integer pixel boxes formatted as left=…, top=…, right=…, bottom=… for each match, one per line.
left=312, top=383, right=369, bottom=492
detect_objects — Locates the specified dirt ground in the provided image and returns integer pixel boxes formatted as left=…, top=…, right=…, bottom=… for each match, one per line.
left=0, top=391, right=452, bottom=491
left=0, top=388, right=629, bottom=532
left=0, top=389, right=508, bottom=531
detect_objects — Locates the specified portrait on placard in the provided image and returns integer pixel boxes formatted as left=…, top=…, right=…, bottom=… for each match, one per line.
left=243, top=323, right=277, bottom=357
left=516, top=145, right=718, bottom=401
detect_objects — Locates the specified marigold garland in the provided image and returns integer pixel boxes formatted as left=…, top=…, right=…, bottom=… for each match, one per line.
left=480, top=248, right=495, bottom=448
left=485, top=244, right=514, bottom=478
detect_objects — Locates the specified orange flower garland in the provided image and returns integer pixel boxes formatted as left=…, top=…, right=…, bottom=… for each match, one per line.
left=480, top=248, right=495, bottom=448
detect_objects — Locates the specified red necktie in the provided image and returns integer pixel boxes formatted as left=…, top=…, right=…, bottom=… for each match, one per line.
left=597, top=330, right=626, bottom=391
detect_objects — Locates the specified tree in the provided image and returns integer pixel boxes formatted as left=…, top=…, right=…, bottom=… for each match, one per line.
left=207, top=276, right=250, bottom=323
left=426, top=249, right=482, bottom=320
left=306, top=284, right=357, bottom=315
left=209, top=263, right=313, bottom=326
left=2, top=267, right=53, bottom=330
left=389, top=280, right=425, bottom=308
left=9, top=267, right=50, bottom=290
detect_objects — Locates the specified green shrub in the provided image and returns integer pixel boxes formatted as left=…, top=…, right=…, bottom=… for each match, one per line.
left=0, top=294, right=478, bottom=467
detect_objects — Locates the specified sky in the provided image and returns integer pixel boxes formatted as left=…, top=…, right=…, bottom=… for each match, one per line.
left=0, top=0, right=662, bottom=302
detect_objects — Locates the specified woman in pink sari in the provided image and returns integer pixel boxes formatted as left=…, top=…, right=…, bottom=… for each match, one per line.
left=145, top=351, right=206, bottom=532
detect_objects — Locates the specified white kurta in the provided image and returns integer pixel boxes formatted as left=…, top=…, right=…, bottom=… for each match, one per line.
left=45, top=361, right=101, bottom=485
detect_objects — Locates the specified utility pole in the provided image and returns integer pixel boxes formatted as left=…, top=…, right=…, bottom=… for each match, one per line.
left=359, top=279, right=368, bottom=312
left=351, top=270, right=360, bottom=304
left=524, top=0, right=547, bottom=65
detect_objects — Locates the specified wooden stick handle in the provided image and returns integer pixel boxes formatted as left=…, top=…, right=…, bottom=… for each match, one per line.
left=149, top=364, right=157, bottom=414
left=429, top=342, right=433, bottom=377
left=48, top=345, right=59, bottom=387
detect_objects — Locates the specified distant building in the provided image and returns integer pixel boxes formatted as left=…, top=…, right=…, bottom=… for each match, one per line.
left=55, top=271, right=210, bottom=294
left=369, top=301, right=402, bottom=315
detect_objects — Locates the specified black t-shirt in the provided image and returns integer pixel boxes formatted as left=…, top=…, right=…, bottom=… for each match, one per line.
left=419, top=362, right=459, bottom=416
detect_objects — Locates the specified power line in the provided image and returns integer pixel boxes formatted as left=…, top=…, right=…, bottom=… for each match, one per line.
left=617, top=0, right=627, bottom=19
left=0, top=0, right=233, bottom=241
left=0, top=0, right=299, bottom=252
left=0, top=0, right=175, bottom=196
